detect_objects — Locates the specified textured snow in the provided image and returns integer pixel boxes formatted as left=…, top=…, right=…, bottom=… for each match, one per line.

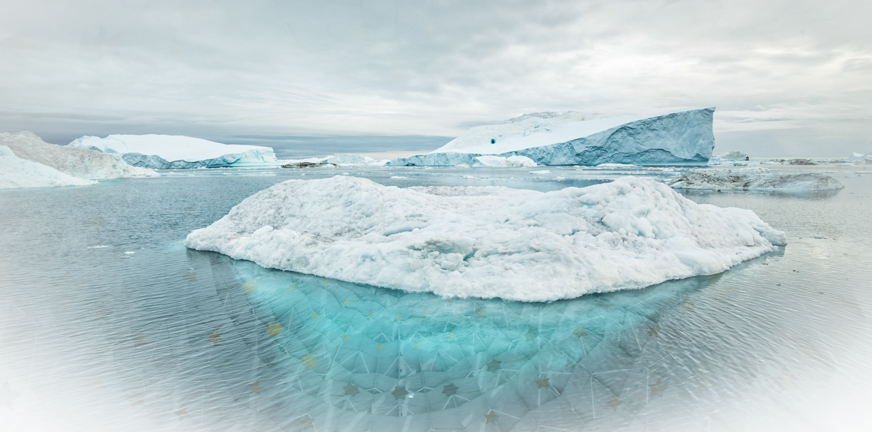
left=1, top=132, right=157, bottom=179
left=388, top=108, right=716, bottom=167
left=68, top=134, right=279, bottom=169
left=0, top=146, right=96, bottom=189
left=186, top=176, right=785, bottom=302
left=670, top=168, right=844, bottom=191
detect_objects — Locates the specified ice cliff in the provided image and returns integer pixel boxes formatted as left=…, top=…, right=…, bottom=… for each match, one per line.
left=68, top=134, right=279, bottom=169
left=388, top=108, right=716, bottom=167
left=0, top=145, right=96, bottom=189
left=670, top=168, right=844, bottom=192
left=1, top=132, right=157, bottom=179
left=186, top=176, right=785, bottom=302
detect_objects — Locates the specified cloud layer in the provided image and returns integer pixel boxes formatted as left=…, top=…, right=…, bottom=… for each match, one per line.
left=1, top=0, right=870, bottom=156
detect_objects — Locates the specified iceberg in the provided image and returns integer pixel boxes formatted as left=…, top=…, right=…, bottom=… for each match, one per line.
left=474, top=155, right=537, bottom=167
left=186, top=176, right=785, bottom=302
left=718, top=150, right=749, bottom=161
left=0, top=145, right=96, bottom=189
left=1, top=132, right=157, bottom=179
left=670, top=168, right=844, bottom=191
left=388, top=108, right=716, bottom=167
left=68, top=134, right=279, bottom=169
left=847, top=152, right=872, bottom=164
left=281, top=154, right=386, bottom=168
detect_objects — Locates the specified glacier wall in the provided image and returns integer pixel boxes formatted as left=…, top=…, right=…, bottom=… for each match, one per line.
left=389, top=108, right=716, bottom=166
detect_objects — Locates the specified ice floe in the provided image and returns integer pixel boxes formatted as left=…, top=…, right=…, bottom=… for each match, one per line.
left=670, top=168, right=844, bottom=191
left=186, top=176, right=785, bottom=301
left=1, top=132, right=157, bottom=179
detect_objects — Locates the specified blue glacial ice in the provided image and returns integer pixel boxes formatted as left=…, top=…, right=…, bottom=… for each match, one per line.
left=388, top=108, right=716, bottom=167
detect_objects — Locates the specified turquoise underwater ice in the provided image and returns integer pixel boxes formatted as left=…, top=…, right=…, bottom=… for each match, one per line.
left=211, top=252, right=722, bottom=430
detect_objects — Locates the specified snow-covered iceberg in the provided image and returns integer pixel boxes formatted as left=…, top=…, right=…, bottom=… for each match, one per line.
left=1, top=132, right=156, bottom=179
left=0, top=145, right=96, bottom=189
left=388, top=108, right=716, bottom=167
left=68, top=134, right=279, bottom=169
left=670, top=168, right=844, bottom=192
left=186, top=176, right=785, bottom=302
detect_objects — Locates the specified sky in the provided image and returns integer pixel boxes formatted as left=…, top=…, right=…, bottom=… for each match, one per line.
left=0, top=0, right=870, bottom=158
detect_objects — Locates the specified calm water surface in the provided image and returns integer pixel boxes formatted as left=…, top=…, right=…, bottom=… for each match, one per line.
left=1, top=165, right=871, bottom=431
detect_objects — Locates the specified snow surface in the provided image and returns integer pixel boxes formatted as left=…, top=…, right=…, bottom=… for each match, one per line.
left=388, top=108, right=716, bottom=167
left=670, top=168, right=844, bottom=191
left=186, top=176, right=785, bottom=302
left=1, top=132, right=157, bottom=179
left=0, top=146, right=96, bottom=189
left=68, top=134, right=279, bottom=169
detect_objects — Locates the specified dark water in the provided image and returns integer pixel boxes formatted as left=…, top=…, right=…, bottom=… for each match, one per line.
left=1, top=166, right=871, bottom=431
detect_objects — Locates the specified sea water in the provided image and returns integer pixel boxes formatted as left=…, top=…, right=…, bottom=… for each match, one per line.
left=1, top=165, right=871, bottom=431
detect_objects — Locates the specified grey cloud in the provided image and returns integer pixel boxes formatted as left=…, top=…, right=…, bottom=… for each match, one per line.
left=0, top=0, right=870, bottom=156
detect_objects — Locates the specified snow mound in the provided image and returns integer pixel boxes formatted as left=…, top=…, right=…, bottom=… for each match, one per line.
left=670, top=168, right=844, bottom=191
left=474, top=155, right=537, bottom=167
left=68, top=134, right=279, bottom=169
left=186, top=176, right=785, bottom=302
left=388, top=108, right=716, bottom=167
left=1, top=132, right=157, bottom=179
left=0, top=146, right=96, bottom=189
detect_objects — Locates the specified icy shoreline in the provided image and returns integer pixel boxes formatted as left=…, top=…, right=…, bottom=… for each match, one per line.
left=186, top=176, right=785, bottom=301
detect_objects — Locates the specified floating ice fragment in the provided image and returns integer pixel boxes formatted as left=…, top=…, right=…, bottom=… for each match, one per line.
left=186, top=176, right=786, bottom=301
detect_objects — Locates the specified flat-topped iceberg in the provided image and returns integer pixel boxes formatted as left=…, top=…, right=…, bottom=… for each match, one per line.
left=0, top=145, right=96, bottom=189
left=1, top=132, right=157, bottom=179
left=388, top=108, right=716, bottom=167
left=68, top=134, right=279, bottom=169
left=670, top=168, right=844, bottom=191
left=186, top=176, right=785, bottom=301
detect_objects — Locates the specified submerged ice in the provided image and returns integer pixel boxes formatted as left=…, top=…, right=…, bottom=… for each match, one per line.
left=186, top=176, right=785, bottom=301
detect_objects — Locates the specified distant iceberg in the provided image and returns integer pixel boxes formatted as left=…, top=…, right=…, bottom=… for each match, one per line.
left=186, top=176, right=785, bottom=302
left=1, top=132, right=157, bottom=179
left=280, top=154, right=386, bottom=168
left=68, top=134, right=279, bottom=169
left=670, top=168, right=844, bottom=192
left=0, top=145, right=96, bottom=189
left=848, top=152, right=872, bottom=164
left=388, top=108, right=716, bottom=167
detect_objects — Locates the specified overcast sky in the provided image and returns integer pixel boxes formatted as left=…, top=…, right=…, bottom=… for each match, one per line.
left=1, top=0, right=870, bottom=157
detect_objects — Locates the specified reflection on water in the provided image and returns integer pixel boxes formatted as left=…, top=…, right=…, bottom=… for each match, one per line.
left=1, top=168, right=871, bottom=431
